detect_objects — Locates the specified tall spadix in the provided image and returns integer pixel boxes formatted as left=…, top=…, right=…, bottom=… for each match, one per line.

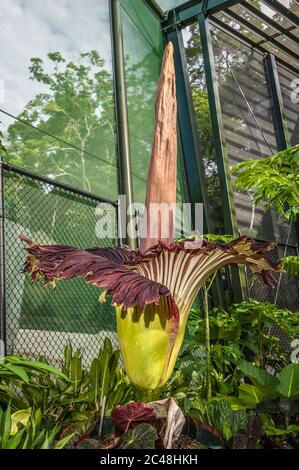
left=140, top=42, right=177, bottom=252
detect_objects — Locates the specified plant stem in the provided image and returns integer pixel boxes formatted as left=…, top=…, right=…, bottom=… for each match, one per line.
left=203, top=283, right=212, bottom=399
left=133, top=386, right=163, bottom=403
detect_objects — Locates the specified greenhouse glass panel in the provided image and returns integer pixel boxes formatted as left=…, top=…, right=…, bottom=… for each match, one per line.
left=0, top=0, right=117, bottom=200
left=154, top=0, right=189, bottom=12
left=182, top=23, right=225, bottom=234
left=121, top=0, right=188, bottom=218
left=121, top=0, right=164, bottom=204
left=277, top=64, right=299, bottom=146
left=210, top=23, right=297, bottom=245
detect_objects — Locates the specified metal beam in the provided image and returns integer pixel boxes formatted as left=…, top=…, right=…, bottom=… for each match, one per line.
left=224, top=9, right=299, bottom=63
left=210, top=16, right=299, bottom=77
left=145, top=0, right=165, bottom=18
left=241, top=1, right=299, bottom=45
left=262, top=0, right=299, bottom=29
left=265, top=53, right=290, bottom=150
left=0, top=161, right=118, bottom=207
left=166, top=28, right=212, bottom=232
left=198, top=12, right=248, bottom=301
left=162, top=0, right=240, bottom=30
left=110, top=0, right=137, bottom=249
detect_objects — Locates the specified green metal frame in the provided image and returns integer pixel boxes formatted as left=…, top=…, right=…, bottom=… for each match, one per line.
left=160, top=0, right=240, bottom=27
left=265, top=53, right=291, bottom=151
left=110, top=0, right=137, bottom=250
left=225, top=9, right=299, bottom=63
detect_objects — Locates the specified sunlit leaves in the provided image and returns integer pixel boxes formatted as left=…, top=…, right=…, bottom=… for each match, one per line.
left=231, top=144, right=299, bottom=222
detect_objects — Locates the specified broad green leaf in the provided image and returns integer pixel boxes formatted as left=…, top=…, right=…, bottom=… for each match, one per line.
left=237, top=359, right=279, bottom=388
left=99, top=349, right=110, bottom=401
left=109, top=351, right=121, bottom=388
left=275, top=364, right=299, bottom=398
left=89, top=358, right=101, bottom=408
left=103, top=338, right=113, bottom=357
left=6, top=428, right=26, bottom=449
left=0, top=364, right=30, bottom=383
left=21, top=385, right=43, bottom=407
left=11, top=409, right=32, bottom=435
left=121, top=423, right=157, bottom=449
left=5, top=357, right=69, bottom=381
left=42, top=426, right=58, bottom=449
left=238, top=383, right=264, bottom=408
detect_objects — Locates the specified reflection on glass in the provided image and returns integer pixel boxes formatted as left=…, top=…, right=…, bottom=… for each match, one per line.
left=210, top=24, right=297, bottom=245
left=278, top=64, right=299, bottom=146
left=183, top=23, right=224, bottom=234
left=122, top=0, right=187, bottom=209
left=155, top=0, right=186, bottom=12
left=246, top=0, right=294, bottom=29
left=0, top=0, right=117, bottom=199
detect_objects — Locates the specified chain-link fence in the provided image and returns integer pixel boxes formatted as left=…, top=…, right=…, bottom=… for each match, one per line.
left=1, top=162, right=119, bottom=366
left=248, top=243, right=299, bottom=311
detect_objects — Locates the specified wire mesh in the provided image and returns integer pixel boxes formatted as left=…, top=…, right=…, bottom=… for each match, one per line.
left=2, top=166, right=119, bottom=366
left=248, top=244, right=299, bottom=311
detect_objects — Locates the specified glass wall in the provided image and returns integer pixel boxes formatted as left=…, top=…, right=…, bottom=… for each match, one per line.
left=0, top=0, right=117, bottom=200
left=183, top=23, right=225, bottom=234
left=183, top=19, right=297, bottom=247
left=278, top=64, right=299, bottom=146
left=121, top=0, right=188, bottom=236
left=211, top=24, right=298, bottom=246
left=121, top=0, right=164, bottom=204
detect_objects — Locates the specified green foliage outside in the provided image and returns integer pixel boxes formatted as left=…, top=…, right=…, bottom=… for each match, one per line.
left=231, top=144, right=299, bottom=278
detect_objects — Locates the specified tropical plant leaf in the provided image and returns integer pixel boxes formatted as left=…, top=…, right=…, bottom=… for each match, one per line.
left=5, top=428, right=26, bottom=449
left=234, top=416, right=262, bottom=449
left=54, top=432, right=76, bottom=449
left=112, top=402, right=156, bottom=434
left=5, top=356, right=69, bottom=381
left=0, top=364, right=30, bottom=383
left=279, top=256, right=299, bottom=277
left=11, top=409, right=32, bottom=435
left=237, top=359, right=279, bottom=388
left=183, top=416, right=224, bottom=448
left=238, top=383, right=269, bottom=408
left=0, top=406, right=12, bottom=448
left=120, top=423, right=157, bottom=449
left=275, top=364, right=299, bottom=398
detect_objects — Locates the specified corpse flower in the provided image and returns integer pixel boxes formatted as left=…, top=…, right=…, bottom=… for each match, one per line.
left=21, top=43, right=280, bottom=398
